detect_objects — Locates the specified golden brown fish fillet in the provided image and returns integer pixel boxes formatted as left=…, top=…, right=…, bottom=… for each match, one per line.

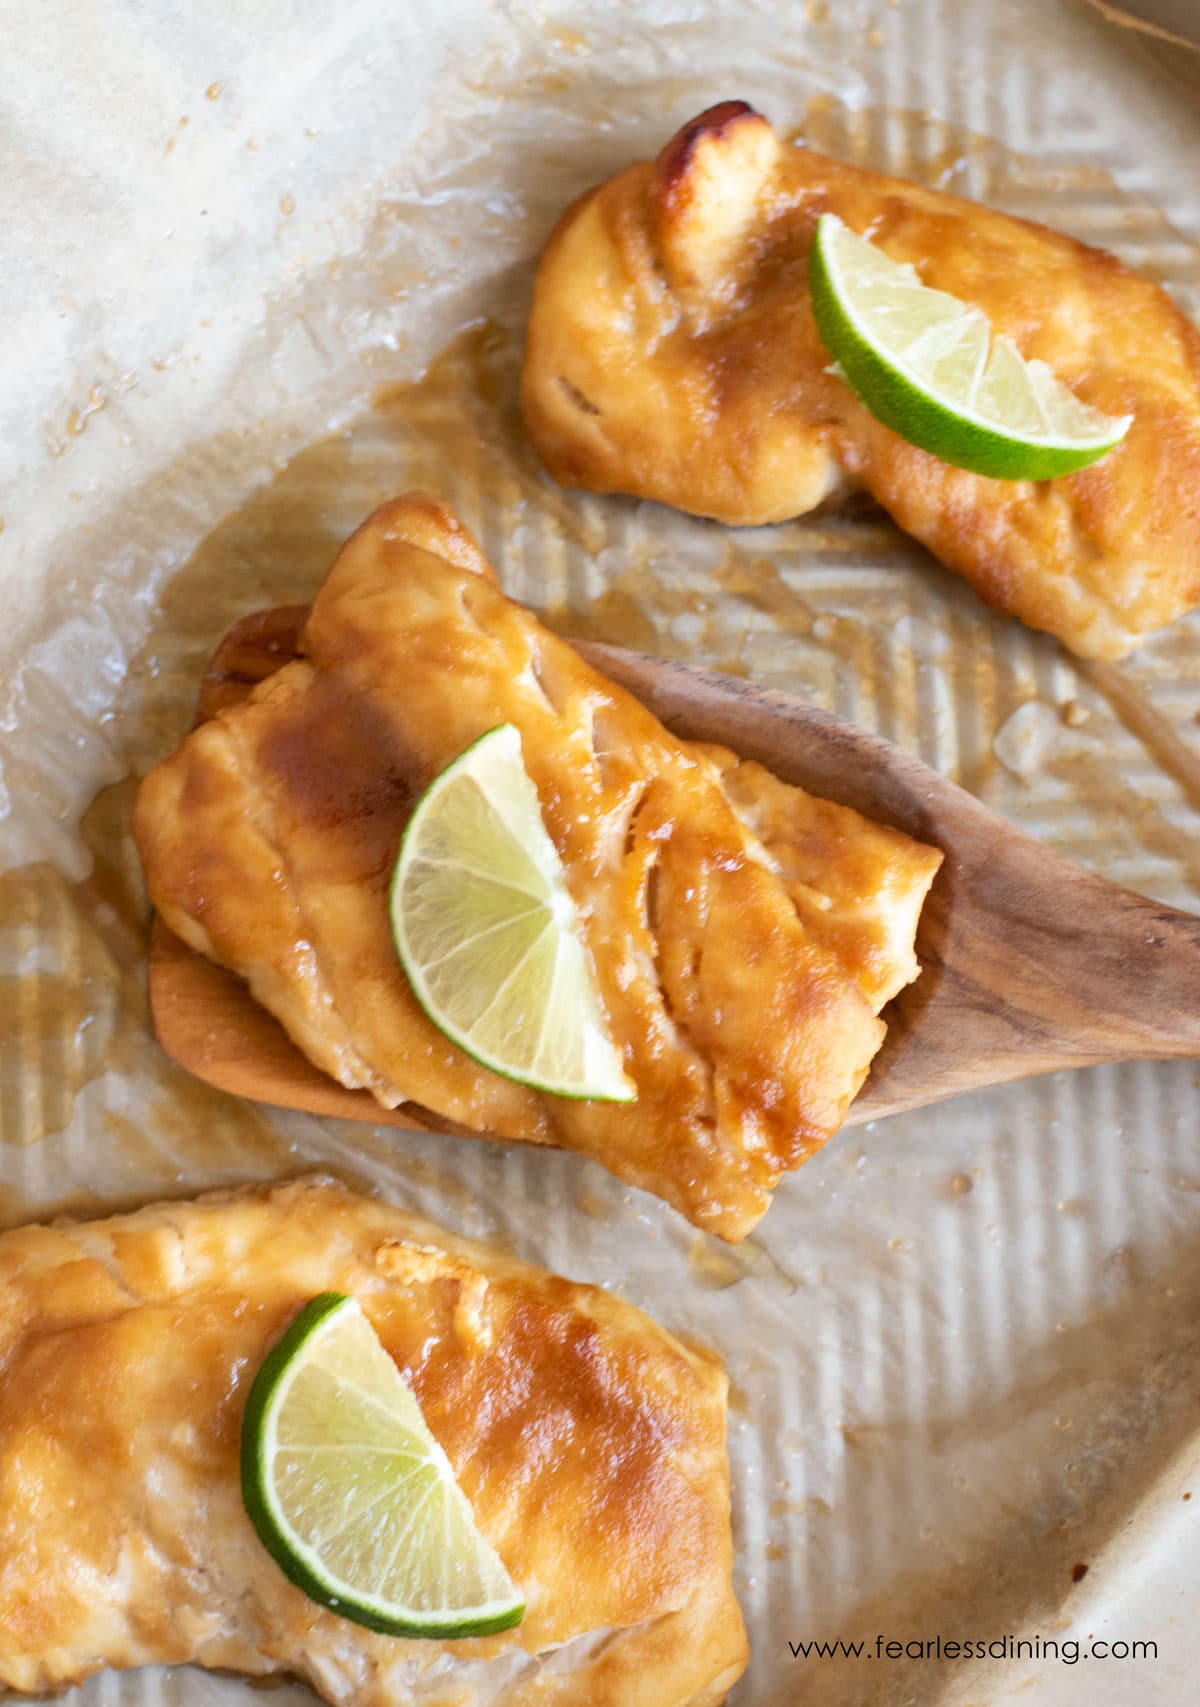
left=521, top=101, right=1200, bottom=659
left=0, top=1178, right=745, bottom=1707
left=134, top=496, right=940, bottom=1241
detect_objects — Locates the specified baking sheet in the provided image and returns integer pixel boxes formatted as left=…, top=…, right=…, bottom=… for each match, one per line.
left=3, top=1, right=1200, bottom=1702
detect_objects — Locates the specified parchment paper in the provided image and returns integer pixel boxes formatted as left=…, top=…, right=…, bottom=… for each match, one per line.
left=3, top=2, right=1200, bottom=1702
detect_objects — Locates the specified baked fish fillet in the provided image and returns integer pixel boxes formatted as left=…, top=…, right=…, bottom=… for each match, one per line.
left=134, top=495, right=941, bottom=1241
left=0, top=1178, right=746, bottom=1706
left=521, top=101, right=1200, bottom=660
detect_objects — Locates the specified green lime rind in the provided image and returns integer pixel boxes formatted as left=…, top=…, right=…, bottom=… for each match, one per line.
left=389, top=723, right=635, bottom=1104
left=808, top=213, right=1130, bottom=481
left=240, top=1292, right=525, bottom=1639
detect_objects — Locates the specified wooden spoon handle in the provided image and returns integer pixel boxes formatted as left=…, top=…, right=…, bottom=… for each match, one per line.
left=579, top=644, right=1200, bottom=1120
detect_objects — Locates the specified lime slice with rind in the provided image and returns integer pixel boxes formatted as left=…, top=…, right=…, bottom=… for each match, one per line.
left=809, top=212, right=1132, bottom=480
left=390, top=723, right=634, bottom=1102
left=241, top=1291, right=525, bottom=1638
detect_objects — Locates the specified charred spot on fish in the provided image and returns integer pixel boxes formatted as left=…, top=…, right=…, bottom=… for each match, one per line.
left=622, top=786, right=651, bottom=859
left=559, top=377, right=601, bottom=417
left=653, top=99, right=762, bottom=206
left=644, top=859, right=662, bottom=934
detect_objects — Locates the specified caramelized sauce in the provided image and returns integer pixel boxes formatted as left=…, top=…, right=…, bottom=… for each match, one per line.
left=1045, top=744, right=1200, bottom=887
left=0, top=776, right=291, bottom=1223
left=688, top=1235, right=749, bottom=1291
left=1079, top=660, right=1200, bottom=817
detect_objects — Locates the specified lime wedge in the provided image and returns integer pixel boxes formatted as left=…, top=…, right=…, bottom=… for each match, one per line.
left=241, top=1292, right=525, bottom=1638
left=809, top=212, right=1132, bottom=480
left=390, top=723, right=634, bottom=1102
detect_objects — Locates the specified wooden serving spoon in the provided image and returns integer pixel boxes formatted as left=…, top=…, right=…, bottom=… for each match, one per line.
left=148, top=606, right=1200, bottom=1133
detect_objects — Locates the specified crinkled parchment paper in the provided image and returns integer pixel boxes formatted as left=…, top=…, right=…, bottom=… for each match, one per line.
left=3, top=2, right=1200, bottom=1702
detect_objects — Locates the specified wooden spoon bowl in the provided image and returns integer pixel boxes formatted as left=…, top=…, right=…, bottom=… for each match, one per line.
left=148, top=607, right=1200, bottom=1133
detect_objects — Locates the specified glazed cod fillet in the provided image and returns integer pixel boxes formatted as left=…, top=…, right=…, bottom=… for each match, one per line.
left=135, top=496, right=941, bottom=1241
left=522, top=102, right=1200, bottom=659
left=0, top=1178, right=746, bottom=1706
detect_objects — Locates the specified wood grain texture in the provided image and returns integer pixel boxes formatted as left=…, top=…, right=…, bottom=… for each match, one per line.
left=147, top=608, right=1200, bottom=1134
